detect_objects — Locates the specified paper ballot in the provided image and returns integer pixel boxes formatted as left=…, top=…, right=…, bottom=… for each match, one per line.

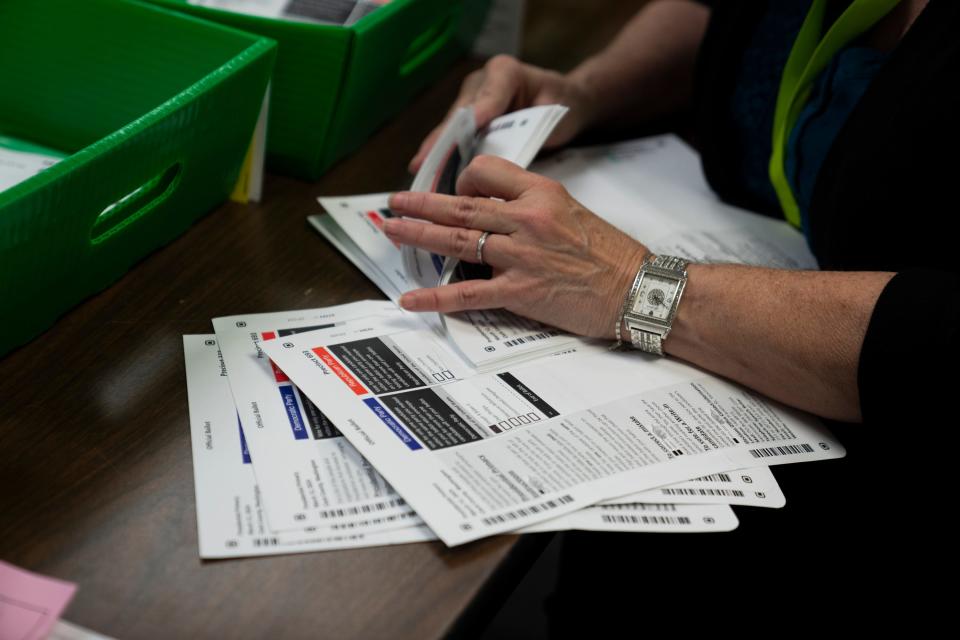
left=184, top=335, right=434, bottom=557
left=404, top=105, right=568, bottom=293
left=520, top=502, right=739, bottom=534
left=212, top=301, right=427, bottom=531
left=261, top=315, right=845, bottom=545
left=409, top=105, right=568, bottom=197
left=185, top=332, right=749, bottom=557
left=313, top=106, right=569, bottom=303
left=313, top=194, right=573, bottom=370
left=533, top=135, right=818, bottom=269
left=189, top=134, right=835, bottom=550
left=312, top=105, right=577, bottom=370
left=607, top=465, right=785, bottom=508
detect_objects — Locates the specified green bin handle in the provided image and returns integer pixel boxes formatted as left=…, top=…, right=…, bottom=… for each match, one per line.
left=89, top=162, right=182, bottom=245
left=400, top=12, right=456, bottom=77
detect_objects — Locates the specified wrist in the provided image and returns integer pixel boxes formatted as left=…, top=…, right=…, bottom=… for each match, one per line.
left=617, top=254, right=690, bottom=355
left=565, top=60, right=610, bottom=133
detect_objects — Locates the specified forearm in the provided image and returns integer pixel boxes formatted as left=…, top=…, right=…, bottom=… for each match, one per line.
left=568, top=0, right=710, bottom=128
left=665, top=264, right=895, bottom=422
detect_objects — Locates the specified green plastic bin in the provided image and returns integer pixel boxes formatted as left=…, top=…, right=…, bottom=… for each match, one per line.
left=147, top=0, right=491, bottom=180
left=0, top=0, right=277, bottom=357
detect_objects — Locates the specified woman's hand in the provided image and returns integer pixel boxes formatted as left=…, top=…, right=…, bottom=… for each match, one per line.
left=408, top=55, right=598, bottom=174
left=384, top=156, right=649, bottom=339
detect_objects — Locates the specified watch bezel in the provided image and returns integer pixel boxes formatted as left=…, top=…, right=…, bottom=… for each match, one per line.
left=624, top=268, right=686, bottom=331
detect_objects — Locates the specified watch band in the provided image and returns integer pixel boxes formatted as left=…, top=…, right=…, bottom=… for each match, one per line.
left=649, top=254, right=688, bottom=272
left=629, top=326, right=665, bottom=356
left=613, top=254, right=653, bottom=349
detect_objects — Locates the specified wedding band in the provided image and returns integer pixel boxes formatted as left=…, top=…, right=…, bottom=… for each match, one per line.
left=476, top=231, right=491, bottom=265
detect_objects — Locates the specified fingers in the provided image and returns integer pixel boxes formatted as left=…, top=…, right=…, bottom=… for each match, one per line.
left=456, top=155, right=545, bottom=201
left=388, top=192, right=518, bottom=234
left=409, top=124, right=445, bottom=174
left=399, top=279, right=504, bottom=313
left=470, top=55, right=525, bottom=127
left=409, top=71, right=485, bottom=173
left=383, top=219, right=516, bottom=266
left=409, top=56, right=526, bottom=173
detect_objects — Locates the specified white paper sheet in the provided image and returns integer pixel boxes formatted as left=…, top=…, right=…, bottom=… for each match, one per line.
left=261, top=317, right=845, bottom=545
left=0, top=146, right=60, bottom=193
left=212, top=301, right=428, bottom=531
left=48, top=620, right=116, bottom=640
left=185, top=333, right=751, bottom=553
left=184, top=335, right=435, bottom=557
left=521, top=502, right=739, bottom=534
left=409, top=107, right=476, bottom=198
left=317, top=193, right=409, bottom=299
left=605, top=465, right=785, bottom=508
left=190, top=0, right=385, bottom=25
left=533, top=135, right=818, bottom=269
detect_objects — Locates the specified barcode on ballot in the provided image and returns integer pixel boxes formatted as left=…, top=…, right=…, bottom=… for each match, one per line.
left=504, top=330, right=560, bottom=348
left=482, top=495, right=574, bottom=526
left=317, top=497, right=406, bottom=519
left=749, top=443, right=814, bottom=459
left=252, top=537, right=280, bottom=547
left=330, top=510, right=419, bottom=531
left=660, top=488, right=744, bottom=498
left=601, top=514, right=691, bottom=525
left=599, top=503, right=675, bottom=512
left=692, top=473, right=732, bottom=483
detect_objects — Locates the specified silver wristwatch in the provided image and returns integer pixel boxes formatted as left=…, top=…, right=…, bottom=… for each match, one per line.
left=617, top=254, right=689, bottom=356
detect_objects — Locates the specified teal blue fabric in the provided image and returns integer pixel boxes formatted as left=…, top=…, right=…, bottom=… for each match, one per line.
left=784, top=46, right=888, bottom=237
left=724, top=1, right=809, bottom=216
left=725, top=1, right=886, bottom=239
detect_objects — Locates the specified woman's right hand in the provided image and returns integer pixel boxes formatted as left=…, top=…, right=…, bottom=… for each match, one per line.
left=408, top=55, right=597, bottom=173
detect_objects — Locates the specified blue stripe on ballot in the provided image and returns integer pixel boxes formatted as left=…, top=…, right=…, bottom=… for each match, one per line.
left=363, top=398, right=422, bottom=450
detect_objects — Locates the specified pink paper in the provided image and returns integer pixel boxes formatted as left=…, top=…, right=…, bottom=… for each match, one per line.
left=0, top=561, right=77, bottom=640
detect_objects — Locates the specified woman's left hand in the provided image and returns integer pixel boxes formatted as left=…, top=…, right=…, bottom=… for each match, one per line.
left=382, top=155, right=650, bottom=339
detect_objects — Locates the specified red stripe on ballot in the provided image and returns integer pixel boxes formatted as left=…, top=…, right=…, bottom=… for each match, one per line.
left=269, top=359, right=291, bottom=384
left=313, top=347, right=368, bottom=395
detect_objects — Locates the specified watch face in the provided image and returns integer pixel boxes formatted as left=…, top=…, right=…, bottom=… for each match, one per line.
left=632, top=273, right=677, bottom=321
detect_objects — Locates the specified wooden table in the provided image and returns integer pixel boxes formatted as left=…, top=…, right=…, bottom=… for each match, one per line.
left=0, top=3, right=653, bottom=638
left=0, top=62, right=520, bottom=640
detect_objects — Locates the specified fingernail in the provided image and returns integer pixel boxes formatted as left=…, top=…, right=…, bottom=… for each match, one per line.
left=389, top=192, right=409, bottom=211
left=398, top=293, right=417, bottom=310
left=381, top=219, right=398, bottom=235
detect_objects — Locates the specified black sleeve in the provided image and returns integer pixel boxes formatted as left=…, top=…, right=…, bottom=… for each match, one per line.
left=858, top=269, right=960, bottom=426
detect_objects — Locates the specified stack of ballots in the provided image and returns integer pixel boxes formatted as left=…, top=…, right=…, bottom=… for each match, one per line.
left=183, top=106, right=845, bottom=558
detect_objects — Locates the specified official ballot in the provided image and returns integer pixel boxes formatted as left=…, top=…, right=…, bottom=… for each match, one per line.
left=259, top=312, right=841, bottom=545
left=185, top=329, right=763, bottom=557
left=210, top=301, right=419, bottom=532
left=182, top=131, right=839, bottom=555
left=313, top=105, right=575, bottom=370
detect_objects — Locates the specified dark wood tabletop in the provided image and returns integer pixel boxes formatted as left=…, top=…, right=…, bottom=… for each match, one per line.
left=0, top=3, right=649, bottom=638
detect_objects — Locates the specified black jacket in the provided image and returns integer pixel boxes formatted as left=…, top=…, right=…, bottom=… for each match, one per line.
left=548, top=4, right=958, bottom=630
left=695, top=0, right=959, bottom=429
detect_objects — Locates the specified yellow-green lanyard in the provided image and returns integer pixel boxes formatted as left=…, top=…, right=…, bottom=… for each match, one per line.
left=769, top=0, right=900, bottom=228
